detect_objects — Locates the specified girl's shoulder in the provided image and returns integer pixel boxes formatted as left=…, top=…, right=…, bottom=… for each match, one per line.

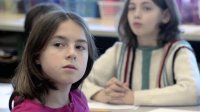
left=170, top=39, right=193, bottom=52
left=70, top=90, right=89, bottom=111
left=113, top=41, right=124, bottom=48
left=173, top=39, right=191, bottom=48
left=110, top=41, right=124, bottom=52
left=69, top=89, right=84, bottom=100
left=164, top=39, right=192, bottom=52
left=70, top=90, right=88, bottom=104
left=12, top=98, right=46, bottom=112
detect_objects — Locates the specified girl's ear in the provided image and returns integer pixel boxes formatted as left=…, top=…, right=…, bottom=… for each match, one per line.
left=162, top=9, right=170, bottom=24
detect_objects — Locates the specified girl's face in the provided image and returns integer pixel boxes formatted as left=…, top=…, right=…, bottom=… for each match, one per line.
left=37, top=20, right=88, bottom=87
left=127, top=0, right=168, bottom=38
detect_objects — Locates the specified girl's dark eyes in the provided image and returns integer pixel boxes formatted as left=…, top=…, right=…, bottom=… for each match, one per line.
left=53, top=42, right=87, bottom=51
left=143, top=6, right=152, bottom=11
left=76, top=45, right=86, bottom=51
left=54, top=42, right=64, bottom=48
left=128, top=5, right=135, bottom=10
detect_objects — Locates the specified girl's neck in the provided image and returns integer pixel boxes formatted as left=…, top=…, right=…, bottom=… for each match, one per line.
left=45, top=85, right=71, bottom=108
left=137, top=36, right=158, bottom=47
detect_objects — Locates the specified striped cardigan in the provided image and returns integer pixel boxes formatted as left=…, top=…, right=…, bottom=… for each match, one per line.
left=83, top=40, right=200, bottom=106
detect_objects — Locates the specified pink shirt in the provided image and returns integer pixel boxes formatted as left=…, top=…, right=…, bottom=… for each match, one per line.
left=12, top=90, right=89, bottom=112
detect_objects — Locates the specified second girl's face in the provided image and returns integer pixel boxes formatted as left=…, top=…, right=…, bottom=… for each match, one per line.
left=127, top=0, right=165, bottom=38
left=37, top=20, right=88, bottom=87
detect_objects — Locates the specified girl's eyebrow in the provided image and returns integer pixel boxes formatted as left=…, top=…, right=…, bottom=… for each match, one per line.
left=142, top=1, right=152, bottom=5
left=129, top=1, right=151, bottom=6
left=129, top=2, right=135, bottom=5
left=53, top=35, right=88, bottom=43
left=53, top=35, right=66, bottom=41
left=76, top=39, right=88, bottom=44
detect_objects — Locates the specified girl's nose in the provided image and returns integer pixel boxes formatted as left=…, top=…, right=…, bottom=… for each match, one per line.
left=66, top=46, right=77, bottom=60
left=134, top=8, right=141, bottom=18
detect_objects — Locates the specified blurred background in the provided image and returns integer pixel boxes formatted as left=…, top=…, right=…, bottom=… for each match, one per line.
left=0, top=1, right=200, bottom=112
left=0, top=0, right=199, bottom=24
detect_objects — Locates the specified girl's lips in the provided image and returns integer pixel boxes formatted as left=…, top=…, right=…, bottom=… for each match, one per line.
left=132, top=22, right=142, bottom=27
left=63, top=65, right=77, bottom=70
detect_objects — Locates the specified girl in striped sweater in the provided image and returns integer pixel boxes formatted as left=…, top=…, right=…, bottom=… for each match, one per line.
left=83, top=0, right=200, bottom=106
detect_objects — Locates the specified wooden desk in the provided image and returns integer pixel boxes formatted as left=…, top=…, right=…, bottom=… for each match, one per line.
left=0, top=12, right=200, bottom=40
